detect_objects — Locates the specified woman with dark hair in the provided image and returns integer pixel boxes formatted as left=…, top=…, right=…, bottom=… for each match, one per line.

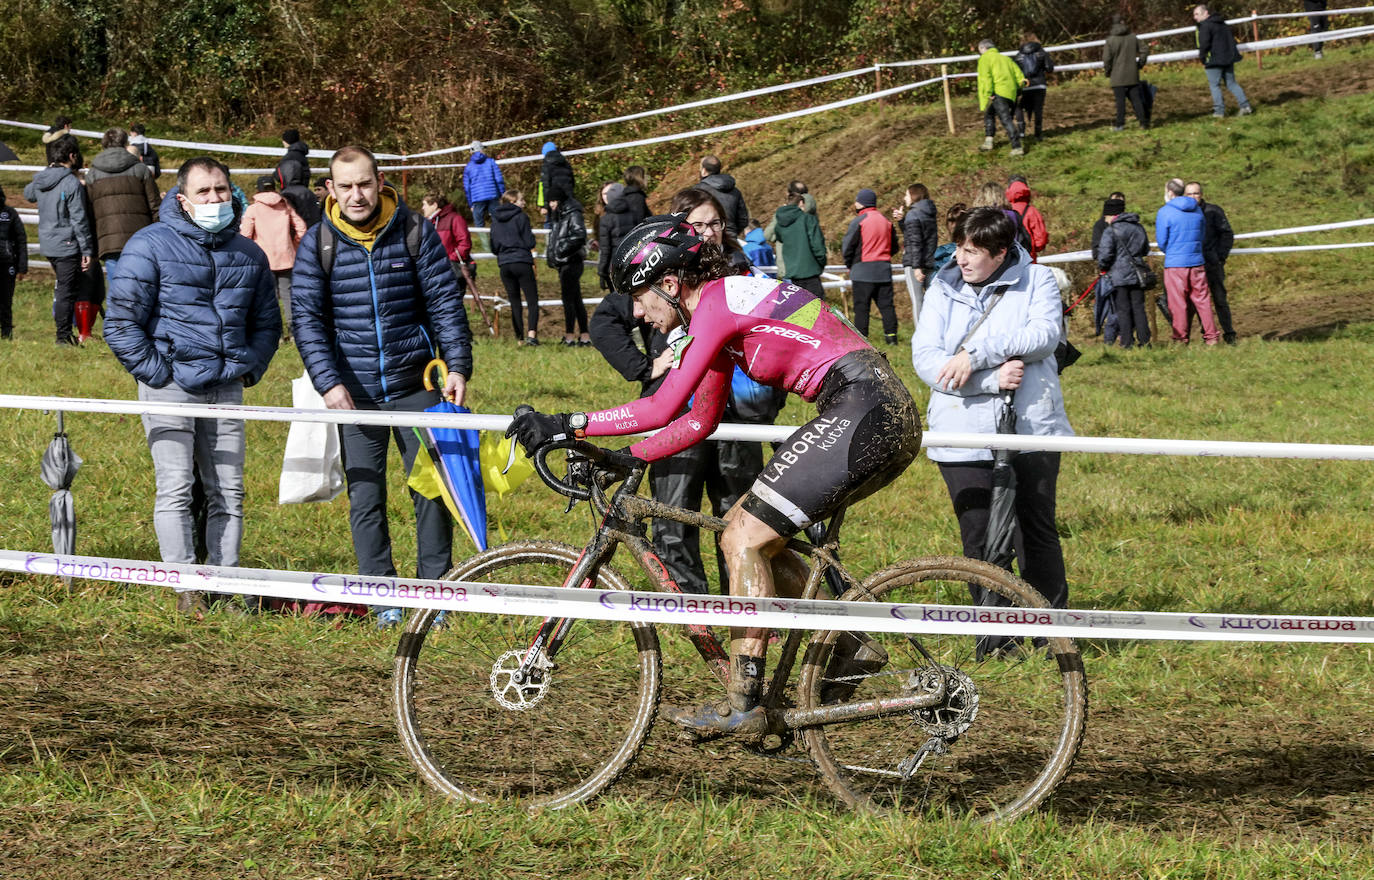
left=597, top=182, right=637, bottom=291
left=489, top=190, right=540, bottom=345
left=510, top=216, right=921, bottom=736
left=668, top=186, right=751, bottom=275
left=912, top=206, right=1074, bottom=655
left=621, top=166, right=650, bottom=224
left=546, top=190, right=591, bottom=346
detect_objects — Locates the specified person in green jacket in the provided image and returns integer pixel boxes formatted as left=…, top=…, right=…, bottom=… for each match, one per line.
left=765, top=180, right=828, bottom=300
left=976, top=39, right=1027, bottom=156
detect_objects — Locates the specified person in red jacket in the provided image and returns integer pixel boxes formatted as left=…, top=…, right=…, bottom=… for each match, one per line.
left=1006, top=175, right=1049, bottom=260
left=840, top=188, right=900, bottom=344
left=421, top=193, right=475, bottom=301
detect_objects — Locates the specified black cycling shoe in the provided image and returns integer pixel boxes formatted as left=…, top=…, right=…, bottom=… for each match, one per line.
left=660, top=700, right=773, bottom=742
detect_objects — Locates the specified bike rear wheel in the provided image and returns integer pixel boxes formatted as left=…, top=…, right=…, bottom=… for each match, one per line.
left=799, top=556, right=1087, bottom=822
left=393, top=540, right=661, bottom=809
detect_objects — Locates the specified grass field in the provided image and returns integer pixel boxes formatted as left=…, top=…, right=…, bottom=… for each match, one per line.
left=3, top=43, right=1374, bottom=880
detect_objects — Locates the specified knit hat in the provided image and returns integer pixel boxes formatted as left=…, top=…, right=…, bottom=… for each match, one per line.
left=1103, top=197, right=1126, bottom=216
left=603, top=183, right=625, bottom=203
left=541, top=141, right=557, bottom=155
left=855, top=188, right=877, bottom=208
left=281, top=129, right=301, bottom=145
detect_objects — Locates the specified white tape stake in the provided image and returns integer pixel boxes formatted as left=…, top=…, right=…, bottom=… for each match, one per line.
left=4, top=550, right=1373, bottom=643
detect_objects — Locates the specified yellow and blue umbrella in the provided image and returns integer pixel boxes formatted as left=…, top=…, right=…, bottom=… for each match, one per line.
left=408, top=360, right=488, bottom=552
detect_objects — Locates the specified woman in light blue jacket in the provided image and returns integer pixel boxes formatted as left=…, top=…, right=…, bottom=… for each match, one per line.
left=911, top=207, right=1072, bottom=631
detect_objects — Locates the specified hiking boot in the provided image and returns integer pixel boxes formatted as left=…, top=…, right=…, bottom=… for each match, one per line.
left=1010, top=146, right=1025, bottom=157
left=979, top=136, right=994, bottom=152
left=819, top=633, right=890, bottom=704
left=660, top=700, right=774, bottom=741
left=176, top=590, right=210, bottom=618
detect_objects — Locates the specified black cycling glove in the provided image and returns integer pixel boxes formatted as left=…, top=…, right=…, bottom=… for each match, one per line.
left=506, top=408, right=572, bottom=455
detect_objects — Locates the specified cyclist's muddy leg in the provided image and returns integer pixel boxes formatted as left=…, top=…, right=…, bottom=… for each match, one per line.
left=719, top=505, right=791, bottom=708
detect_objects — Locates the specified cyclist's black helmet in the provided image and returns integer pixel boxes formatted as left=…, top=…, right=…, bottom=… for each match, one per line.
left=608, top=215, right=703, bottom=296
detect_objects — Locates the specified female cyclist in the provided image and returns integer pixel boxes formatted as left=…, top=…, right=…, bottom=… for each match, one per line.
left=509, top=216, right=921, bottom=737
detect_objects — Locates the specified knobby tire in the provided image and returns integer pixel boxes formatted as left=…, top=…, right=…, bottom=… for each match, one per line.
left=799, top=555, right=1087, bottom=823
left=393, top=540, right=662, bottom=809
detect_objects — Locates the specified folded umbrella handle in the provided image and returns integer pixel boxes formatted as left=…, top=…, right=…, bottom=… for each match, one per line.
left=423, top=358, right=452, bottom=401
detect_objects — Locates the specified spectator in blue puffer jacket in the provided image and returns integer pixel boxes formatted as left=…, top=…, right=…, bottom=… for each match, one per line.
left=1155, top=177, right=1220, bottom=344
left=462, top=140, right=506, bottom=228
left=291, top=145, right=473, bottom=629
left=105, top=157, right=281, bottom=616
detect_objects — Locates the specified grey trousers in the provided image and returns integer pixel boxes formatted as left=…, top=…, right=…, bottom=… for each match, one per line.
left=138, top=380, right=246, bottom=565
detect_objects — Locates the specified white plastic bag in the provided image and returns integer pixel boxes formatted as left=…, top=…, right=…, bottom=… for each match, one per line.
left=278, top=373, right=345, bottom=504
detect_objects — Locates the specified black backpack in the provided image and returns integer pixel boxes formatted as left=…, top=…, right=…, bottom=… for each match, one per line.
left=1017, top=48, right=1052, bottom=80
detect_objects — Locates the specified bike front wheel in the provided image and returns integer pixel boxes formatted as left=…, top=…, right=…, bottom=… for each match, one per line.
left=799, top=556, right=1087, bottom=823
left=393, top=540, right=661, bottom=809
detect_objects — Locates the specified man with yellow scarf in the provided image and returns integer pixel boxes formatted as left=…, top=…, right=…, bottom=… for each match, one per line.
left=291, top=145, right=474, bottom=628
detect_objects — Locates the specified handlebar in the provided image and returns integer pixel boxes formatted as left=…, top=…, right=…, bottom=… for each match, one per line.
left=512, top=406, right=642, bottom=506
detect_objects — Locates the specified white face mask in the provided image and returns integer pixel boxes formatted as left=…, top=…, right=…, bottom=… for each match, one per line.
left=185, top=199, right=234, bottom=233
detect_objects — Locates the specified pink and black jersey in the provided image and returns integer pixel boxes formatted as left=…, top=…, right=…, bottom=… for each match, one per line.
left=585, top=275, right=870, bottom=461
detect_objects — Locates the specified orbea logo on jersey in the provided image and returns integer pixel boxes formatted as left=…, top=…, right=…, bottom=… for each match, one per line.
left=750, top=324, right=820, bottom=349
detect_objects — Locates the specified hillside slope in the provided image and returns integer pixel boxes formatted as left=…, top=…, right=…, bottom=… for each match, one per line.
left=647, top=42, right=1374, bottom=341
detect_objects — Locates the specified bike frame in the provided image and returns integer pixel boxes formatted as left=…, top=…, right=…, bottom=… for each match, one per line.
left=511, top=452, right=950, bottom=729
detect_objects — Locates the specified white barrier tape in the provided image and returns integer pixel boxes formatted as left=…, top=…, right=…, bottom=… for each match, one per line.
left=491, top=297, right=605, bottom=312
left=0, top=119, right=399, bottom=160
left=403, top=65, right=885, bottom=158
left=4, top=8, right=1371, bottom=167
left=1231, top=241, right=1374, bottom=253
left=409, top=5, right=1374, bottom=157
left=3, top=394, right=1374, bottom=459
left=416, top=24, right=1374, bottom=167
left=480, top=73, right=975, bottom=168
left=2, top=549, right=1371, bottom=643
left=440, top=9, right=1371, bottom=158
left=1232, top=216, right=1374, bottom=239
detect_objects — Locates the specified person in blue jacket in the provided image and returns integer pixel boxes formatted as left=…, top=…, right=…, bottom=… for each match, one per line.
left=292, top=145, right=473, bottom=628
left=462, top=140, right=506, bottom=228
left=105, top=157, right=281, bottom=615
left=1155, top=178, right=1220, bottom=344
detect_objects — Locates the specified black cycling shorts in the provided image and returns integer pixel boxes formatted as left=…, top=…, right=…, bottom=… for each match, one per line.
left=742, top=349, right=921, bottom=537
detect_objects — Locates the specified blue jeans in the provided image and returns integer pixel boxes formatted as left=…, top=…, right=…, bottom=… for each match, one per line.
left=138, top=380, right=246, bottom=565
left=470, top=199, right=499, bottom=228
left=1204, top=65, right=1250, bottom=114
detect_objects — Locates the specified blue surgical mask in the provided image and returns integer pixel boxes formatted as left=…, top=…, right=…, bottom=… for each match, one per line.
left=186, top=199, right=234, bottom=233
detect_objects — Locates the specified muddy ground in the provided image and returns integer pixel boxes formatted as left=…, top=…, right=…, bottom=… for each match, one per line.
left=1, top=612, right=1369, bottom=845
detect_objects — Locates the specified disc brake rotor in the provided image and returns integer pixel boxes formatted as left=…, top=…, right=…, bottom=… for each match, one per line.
left=490, top=648, right=553, bottom=710
left=907, top=666, right=979, bottom=739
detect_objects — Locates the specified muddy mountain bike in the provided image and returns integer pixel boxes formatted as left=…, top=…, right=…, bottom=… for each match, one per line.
left=392, top=437, right=1087, bottom=822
